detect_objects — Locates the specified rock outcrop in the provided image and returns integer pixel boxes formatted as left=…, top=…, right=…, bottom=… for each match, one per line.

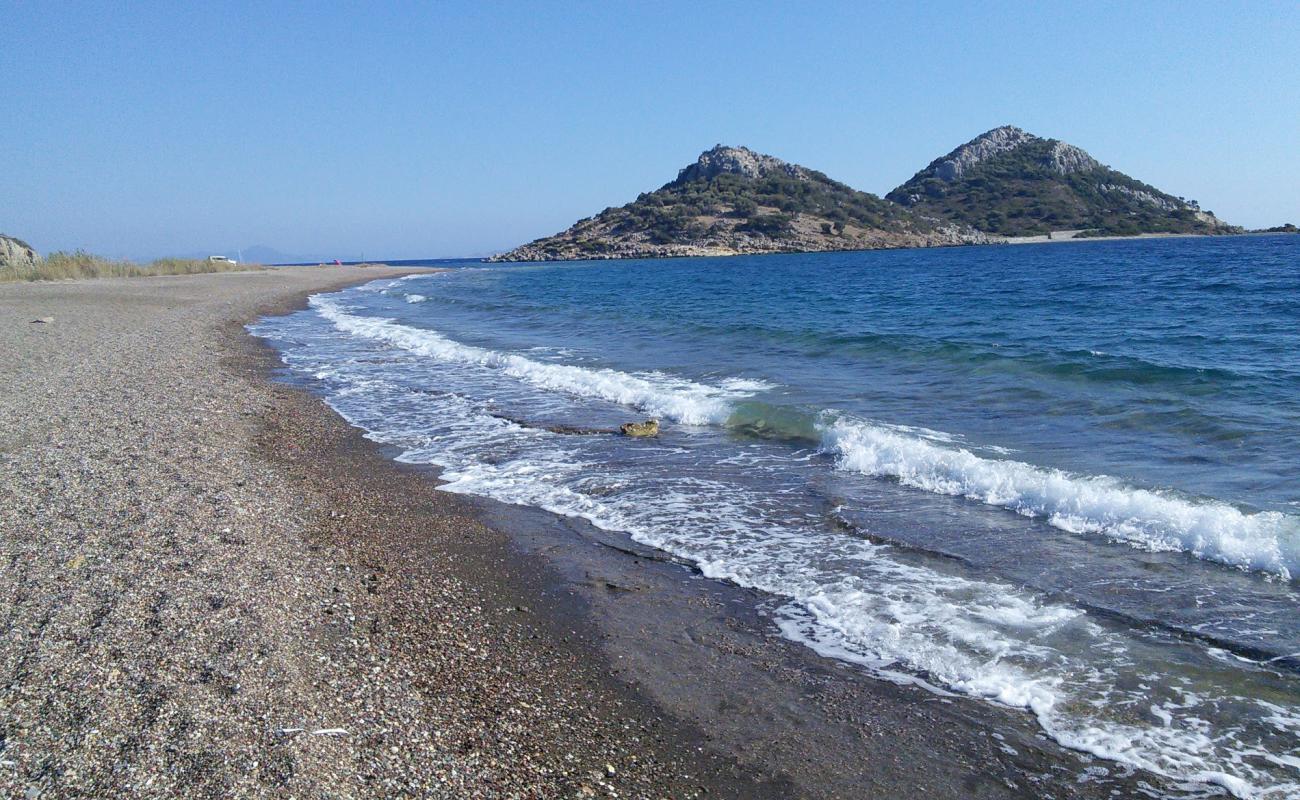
left=674, top=145, right=809, bottom=183
left=1046, top=141, right=1101, bottom=175
left=930, top=125, right=1037, bottom=181
left=619, top=420, right=660, bottom=438
left=888, top=126, right=1238, bottom=237
left=1, top=234, right=39, bottom=270
left=493, top=146, right=992, bottom=262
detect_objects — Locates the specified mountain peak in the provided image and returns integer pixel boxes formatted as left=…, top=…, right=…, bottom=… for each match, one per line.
left=675, top=145, right=808, bottom=183
left=934, top=126, right=1101, bottom=181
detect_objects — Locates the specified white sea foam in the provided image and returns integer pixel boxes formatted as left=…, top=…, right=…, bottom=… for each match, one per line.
left=417, top=435, right=1291, bottom=799
left=821, top=415, right=1300, bottom=582
left=309, top=294, right=759, bottom=425
left=405, top=294, right=427, bottom=303
left=718, top=376, right=779, bottom=393
left=433, top=450, right=1081, bottom=714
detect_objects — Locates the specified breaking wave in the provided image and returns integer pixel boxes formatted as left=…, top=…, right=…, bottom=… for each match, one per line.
left=314, top=291, right=1300, bottom=583
left=821, top=415, right=1300, bottom=581
left=310, top=295, right=766, bottom=425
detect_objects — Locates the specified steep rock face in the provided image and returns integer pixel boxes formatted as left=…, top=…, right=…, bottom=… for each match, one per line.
left=888, top=126, right=1237, bottom=237
left=0, top=234, right=39, bottom=269
left=1046, top=141, right=1101, bottom=175
left=493, top=146, right=992, bottom=262
left=931, top=125, right=1037, bottom=181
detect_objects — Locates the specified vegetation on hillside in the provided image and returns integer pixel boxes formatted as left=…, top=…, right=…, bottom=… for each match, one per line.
left=503, top=154, right=975, bottom=261
left=889, top=138, right=1237, bottom=237
left=1, top=251, right=264, bottom=282
left=604, top=168, right=942, bottom=244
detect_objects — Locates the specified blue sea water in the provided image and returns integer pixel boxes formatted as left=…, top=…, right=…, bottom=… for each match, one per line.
left=253, top=234, right=1300, bottom=797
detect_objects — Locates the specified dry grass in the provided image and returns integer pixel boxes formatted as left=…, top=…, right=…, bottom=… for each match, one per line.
left=1, top=251, right=265, bottom=282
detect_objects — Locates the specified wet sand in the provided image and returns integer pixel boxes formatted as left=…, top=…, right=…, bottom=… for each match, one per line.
left=1, top=267, right=1172, bottom=798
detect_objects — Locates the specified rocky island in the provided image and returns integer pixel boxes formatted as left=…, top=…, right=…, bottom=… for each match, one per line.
left=495, top=128, right=1241, bottom=262
left=492, top=146, right=992, bottom=261
left=887, top=125, right=1238, bottom=237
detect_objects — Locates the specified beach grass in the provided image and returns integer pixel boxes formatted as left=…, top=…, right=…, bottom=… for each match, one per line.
left=1, top=250, right=265, bottom=282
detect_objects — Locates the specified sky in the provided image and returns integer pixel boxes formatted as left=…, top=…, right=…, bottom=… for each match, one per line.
left=2, top=1, right=1298, bottom=260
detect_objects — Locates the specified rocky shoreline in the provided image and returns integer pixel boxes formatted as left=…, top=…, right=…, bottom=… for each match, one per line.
left=490, top=222, right=993, bottom=262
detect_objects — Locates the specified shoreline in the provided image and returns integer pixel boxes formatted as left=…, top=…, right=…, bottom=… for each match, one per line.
left=1, top=267, right=1173, bottom=798
left=250, top=276, right=1171, bottom=797
left=489, top=229, right=1254, bottom=263
left=0, top=267, right=773, bottom=798
left=1001, top=230, right=1220, bottom=245
left=229, top=277, right=795, bottom=798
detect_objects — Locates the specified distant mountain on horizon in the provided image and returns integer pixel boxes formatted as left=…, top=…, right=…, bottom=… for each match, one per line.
left=138, top=245, right=491, bottom=265
left=145, top=245, right=334, bottom=264
left=492, top=145, right=991, bottom=261
left=238, top=245, right=334, bottom=264
left=887, top=125, right=1238, bottom=237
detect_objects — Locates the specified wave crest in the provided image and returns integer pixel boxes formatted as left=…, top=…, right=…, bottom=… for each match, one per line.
left=310, top=289, right=1300, bottom=584
left=820, top=415, right=1300, bottom=580
left=310, top=295, right=759, bottom=425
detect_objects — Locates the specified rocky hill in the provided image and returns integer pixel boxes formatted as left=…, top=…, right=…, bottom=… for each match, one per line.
left=1, top=234, right=39, bottom=270
left=886, top=126, right=1237, bottom=237
left=493, top=146, right=991, bottom=261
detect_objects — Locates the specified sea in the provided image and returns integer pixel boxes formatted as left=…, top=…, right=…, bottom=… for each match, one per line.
left=251, top=234, right=1300, bottom=798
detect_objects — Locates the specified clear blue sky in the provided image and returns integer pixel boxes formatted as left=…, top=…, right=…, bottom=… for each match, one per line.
left=3, top=1, right=1297, bottom=259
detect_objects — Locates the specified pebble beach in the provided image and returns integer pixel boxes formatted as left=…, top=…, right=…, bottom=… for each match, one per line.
left=0, top=267, right=775, bottom=798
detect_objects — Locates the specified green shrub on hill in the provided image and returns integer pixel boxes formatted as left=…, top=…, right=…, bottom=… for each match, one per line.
left=738, top=213, right=795, bottom=235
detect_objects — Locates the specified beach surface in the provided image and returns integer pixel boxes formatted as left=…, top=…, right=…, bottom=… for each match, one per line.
left=0, top=267, right=793, bottom=798
left=1, top=267, right=1152, bottom=799
left=1000, top=230, right=1212, bottom=244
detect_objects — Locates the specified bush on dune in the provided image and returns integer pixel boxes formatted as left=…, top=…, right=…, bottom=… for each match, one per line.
left=1, top=251, right=264, bottom=282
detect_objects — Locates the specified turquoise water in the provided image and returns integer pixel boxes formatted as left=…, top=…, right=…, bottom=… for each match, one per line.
left=254, top=235, right=1300, bottom=797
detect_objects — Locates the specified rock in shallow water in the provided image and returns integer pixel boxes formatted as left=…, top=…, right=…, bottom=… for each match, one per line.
left=619, top=420, right=660, bottom=438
